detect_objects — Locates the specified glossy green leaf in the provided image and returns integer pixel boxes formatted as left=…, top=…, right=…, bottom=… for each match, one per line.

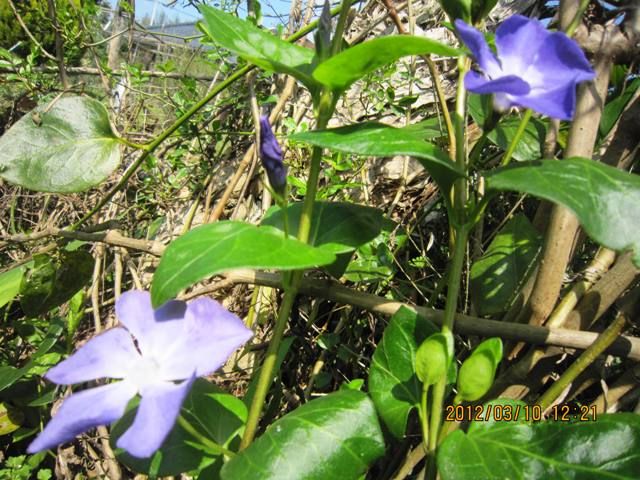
left=112, top=379, right=242, bottom=476
left=484, top=158, right=640, bottom=267
left=0, top=265, right=25, bottom=309
left=456, top=338, right=502, bottom=402
left=221, top=390, right=385, bottom=480
left=470, top=214, right=542, bottom=315
left=262, top=201, right=384, bottom=254
left=468, top=94, right=546, bottom=161
left=313, top=36, right=460, bottom=91
left=20, top=250, right=94, bottom=317
left=438, top=413, right=640, bottom=479
left=487, top=116, right=547, bottom=161
left=415, top=332, right=454, bottom=386
left=290, top=122, right=464, bottom=193
left=0, top=96, right=121, bottom=192
left=199, top=6, right=317, bottom=88
left=151, top=221, right=336, bottom=307
left=368, top=306, right=438, bottom=438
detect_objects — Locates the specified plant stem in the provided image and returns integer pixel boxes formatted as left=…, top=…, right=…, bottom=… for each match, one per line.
left=537, top=312, right=626, bottom=412
left=240, top=286, right=297, bottom=449
left=331, top=0, right=352, bottom=56
left=566, top=0, right=591, bottom=37
left=240, top=90, right=335, bottom=449
left=177, top=415, right=236, bottom=458
left=427, top=56, right=469, bottom=456
left=420, top=385, right=430, bottom=452
left=500, top=109, right=532, bottom=166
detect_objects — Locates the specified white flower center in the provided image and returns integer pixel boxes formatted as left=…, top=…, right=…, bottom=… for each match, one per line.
left=126, top=354, right=165, bottom=391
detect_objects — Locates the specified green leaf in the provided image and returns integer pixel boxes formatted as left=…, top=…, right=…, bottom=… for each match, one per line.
left=199, top=6, right=317, bottom=89
left=221, top=390, right=385, bottom=480
left=313, top=36, right=460, bottom=91
left=0, top=265, right=25, bottom=309
left=151, top=221, right=336, bottom=307
left=466, top=399, right=528, bottom=433
left=262, top=201, right=384, bottom=254
left=0, top=96, right=121, bottom=192
left=416, top=332, right=454, bottom=386
left=438, top=413, right=640, bottom=479
left=290, top=122, right=464, bottom=193
left=484, top=158, right=640, bottom=267
left=368, top=306, right=438, bottom=438
left=487, top=116, right=547, bottom=161
left=468, top=94, right=546, bottom=161
left=0, top=322, right=64, bottom=392
left=112, top=379, right=240, bottom=476
left=470, top=214, right=542, bottom=315
left=20, top=250, right=94, bottom=317
left=456, top=338, right=503, bottom=402
left=600, top=78, right=640, bottom=138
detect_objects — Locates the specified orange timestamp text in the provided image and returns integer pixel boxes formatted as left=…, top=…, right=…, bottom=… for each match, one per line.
left=445, top=404, right=598, bottom=422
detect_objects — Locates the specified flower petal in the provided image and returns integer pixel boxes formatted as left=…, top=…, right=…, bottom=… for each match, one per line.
left=46, top=328, right=140, bottom=384
left=116, top=376, right=194, bottom=458
left=512, top=83, right=577, bottom=120
left=495, top=15, right=547, bottom=76
left=464, top=71, right=530, bottom=96
left=527, top=32, right=595, bottom=88
left=454, top=19, right=501, bottom=77
left=159, top=297, right=253, bottom=379
left=27, top=381, right=136, bottom=454
left=116, top=290, right=186, bottom=357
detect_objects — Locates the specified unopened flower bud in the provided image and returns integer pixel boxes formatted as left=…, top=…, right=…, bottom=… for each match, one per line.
left=259, top=116, right=287, bottom=195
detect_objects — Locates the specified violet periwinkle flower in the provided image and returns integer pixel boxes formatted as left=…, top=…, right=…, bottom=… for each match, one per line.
left=455, top=15, right=595, bottom=120
left=27, top=291, right=252, bottom=458
left=259, top=116, right=288, bottom=195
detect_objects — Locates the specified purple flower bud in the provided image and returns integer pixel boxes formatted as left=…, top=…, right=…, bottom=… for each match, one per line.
left=259, top=116, right=287, bottom=194
left=455, top=15, right=595, bottom=120
left=26, top=291, right=252, bottom=459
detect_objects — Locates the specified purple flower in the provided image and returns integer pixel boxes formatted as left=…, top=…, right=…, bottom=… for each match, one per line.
left=259, top=116, right=287, bottom=194
left=455, top=15, right=595, bottom=120
left=27, top=291, right=252, bottom=458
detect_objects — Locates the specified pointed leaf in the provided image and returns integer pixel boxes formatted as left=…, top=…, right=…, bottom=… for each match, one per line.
left=438, top=413, right=640, bottom=479
left=313, top=36, right=460, bottom=91
left=221, top=390, right=385, bottom=480
left=484, top=158, right=640, bottom=267
left=151, top=221, right=336, bottom=307
left=368, top=307, right=438, bottom=438
left=290, top=122, right=464, bottom=193
left=470, top=214, right=542, bottom=315
left=200, top=6, right=317, bottom=88
left=261, top=201, right=384, bottom=254
left=0, top=96, right=121, bottom=192
left=0, top=265, right=25, bottom=309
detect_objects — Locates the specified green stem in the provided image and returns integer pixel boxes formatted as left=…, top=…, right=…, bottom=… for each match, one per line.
left=177, top=415, right=236, bottom=457
left=117, top=136, right=149, bottom=151
left=500, top=109, right=532, bottom=167
left=537, top=313, right=626, bottom=412
left=331, top=0, right=351, bottom=56
left=240, top=90, right=335, bottom=450
left=420, top=385, right=430, bottom=452
left=240, top=286, right=298, bottom=449
left=427, top=56, right=469, bottom=455
left=566, top=0, right=591, bottom=37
